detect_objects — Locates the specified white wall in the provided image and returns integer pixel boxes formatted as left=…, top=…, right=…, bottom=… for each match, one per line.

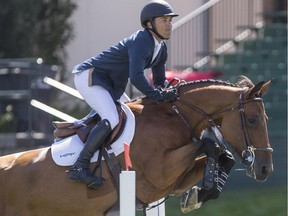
left=66, top=0, right=204, bottom=74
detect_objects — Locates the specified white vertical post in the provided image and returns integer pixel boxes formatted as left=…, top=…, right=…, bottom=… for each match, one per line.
left=120, top=171, right=136, bottom=216
left=146, top=199, right=166, bottom=216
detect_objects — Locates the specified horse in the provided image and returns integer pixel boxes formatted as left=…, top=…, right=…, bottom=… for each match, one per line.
left=0, top=76, right=273, bottom=216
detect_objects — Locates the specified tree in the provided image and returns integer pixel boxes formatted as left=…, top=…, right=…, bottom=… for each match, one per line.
left=0, top=0, right=77, bottom=79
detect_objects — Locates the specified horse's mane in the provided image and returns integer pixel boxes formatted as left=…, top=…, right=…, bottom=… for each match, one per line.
left=237, top=75, right=255, bottom=88
left=127, top=76, right=254, bottom=112
left=178, top=75, right=254, bottom=89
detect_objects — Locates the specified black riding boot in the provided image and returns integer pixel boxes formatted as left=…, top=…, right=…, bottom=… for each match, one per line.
left=68, top=119, right=111, bottom=189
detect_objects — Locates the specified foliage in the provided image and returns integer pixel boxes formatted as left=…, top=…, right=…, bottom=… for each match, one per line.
left=0, top=104, right=16, bottom=132
left=0, top=0, right=77, bottom=80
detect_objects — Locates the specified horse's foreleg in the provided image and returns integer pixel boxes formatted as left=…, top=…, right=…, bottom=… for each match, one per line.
left=173, top=156, right=207, bottom=195
left=160, top=141, right=203, bottom=188
left=198, top=138, right=221, bottom=190
left=140, top=141, right=203, bottom=189
left=178, top=150, right=236, bottom=213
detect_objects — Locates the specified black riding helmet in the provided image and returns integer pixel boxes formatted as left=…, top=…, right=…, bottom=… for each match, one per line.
left=140, top=0, right=178, bottom=40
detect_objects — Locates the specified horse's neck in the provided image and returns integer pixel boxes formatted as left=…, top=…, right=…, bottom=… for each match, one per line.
left=129, top=98, right=193, bottom=145
left=179, top=85, right=240, bottom=136
left=127, top=86, right=239, bottom=137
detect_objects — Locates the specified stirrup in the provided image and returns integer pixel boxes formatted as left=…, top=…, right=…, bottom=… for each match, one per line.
left=67, top=166, right=105, bottom=188
left=66, top=167, right=87, bottom=172
left=180, top=186, right=202, bottom=213
left=88, top=178, right=105, bottom=190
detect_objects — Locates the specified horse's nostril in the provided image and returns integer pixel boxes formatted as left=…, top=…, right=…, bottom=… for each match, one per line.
left=261, top=165, right=269, bottom=176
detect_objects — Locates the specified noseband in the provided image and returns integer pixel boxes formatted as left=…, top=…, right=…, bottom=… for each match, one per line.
left=172, top=89, right=273, bottom=170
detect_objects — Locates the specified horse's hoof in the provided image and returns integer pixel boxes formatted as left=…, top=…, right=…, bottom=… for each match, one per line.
left=180, top=186, right=202, bottom=213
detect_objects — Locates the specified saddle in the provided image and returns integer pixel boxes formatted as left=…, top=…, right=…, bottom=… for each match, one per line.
left=52, top=105, right=127, bottom=144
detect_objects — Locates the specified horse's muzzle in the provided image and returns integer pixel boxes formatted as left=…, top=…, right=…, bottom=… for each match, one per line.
left=246, top=161, right=273, bottom=182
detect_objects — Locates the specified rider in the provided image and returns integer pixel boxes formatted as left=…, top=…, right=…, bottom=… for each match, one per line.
left=67, top=0, right=179, bottom=189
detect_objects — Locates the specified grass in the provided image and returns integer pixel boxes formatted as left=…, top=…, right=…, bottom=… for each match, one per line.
left=137, top=186, right=287, bottom=216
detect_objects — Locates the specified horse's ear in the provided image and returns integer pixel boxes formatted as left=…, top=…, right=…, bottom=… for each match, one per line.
left=259, top=80, right=271, bottom=96
left=249, top=80, right=271, bottom=97
left=249, top=81, right=265, bottom=97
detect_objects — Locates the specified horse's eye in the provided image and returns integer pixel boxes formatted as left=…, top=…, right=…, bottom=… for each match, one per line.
left=247, top=117, right=257, bottom=125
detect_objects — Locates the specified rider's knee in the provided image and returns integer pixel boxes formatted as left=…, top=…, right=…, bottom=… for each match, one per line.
left=107, top=115, right=119, bottom=129
left=100, top=119, right=112, bottom=129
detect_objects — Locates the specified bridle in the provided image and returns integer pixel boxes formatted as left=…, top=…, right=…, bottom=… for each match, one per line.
left=237, top=91, right=273, bottom=170
left=171, top=87, right=273, bottom=171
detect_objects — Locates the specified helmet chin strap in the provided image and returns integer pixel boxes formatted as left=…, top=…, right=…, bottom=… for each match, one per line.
left=147, top=19, right=169, bottom=40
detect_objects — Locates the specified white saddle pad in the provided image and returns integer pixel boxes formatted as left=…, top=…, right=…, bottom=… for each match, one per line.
left=51, top=103, right=135, bottom=166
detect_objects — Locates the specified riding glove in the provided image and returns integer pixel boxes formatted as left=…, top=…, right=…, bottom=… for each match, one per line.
left=159, top=88, right=178, bottom=102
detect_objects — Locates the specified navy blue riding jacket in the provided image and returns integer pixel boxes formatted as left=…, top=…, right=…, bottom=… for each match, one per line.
left=72, top=29, right=167, bottom=101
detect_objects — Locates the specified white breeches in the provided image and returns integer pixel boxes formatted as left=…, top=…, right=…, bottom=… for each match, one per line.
left=74, top=70, right=119, bottom=129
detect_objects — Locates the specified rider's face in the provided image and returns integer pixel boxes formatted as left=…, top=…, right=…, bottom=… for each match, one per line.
left=149, top=16, right=173, bottom=41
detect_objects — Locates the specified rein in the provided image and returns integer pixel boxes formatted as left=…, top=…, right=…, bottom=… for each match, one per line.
left=171, top=87, right=273, bottom=170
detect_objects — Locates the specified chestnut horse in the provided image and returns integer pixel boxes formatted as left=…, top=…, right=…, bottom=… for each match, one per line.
left=0, top=76, right=273, bottom=216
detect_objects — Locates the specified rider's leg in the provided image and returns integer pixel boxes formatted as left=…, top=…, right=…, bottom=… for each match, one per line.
left=68, top=70, right=119, bottom=189
left=68, top=119, right=111, bottom=188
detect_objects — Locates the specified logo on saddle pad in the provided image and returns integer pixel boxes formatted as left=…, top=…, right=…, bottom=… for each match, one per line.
left=51, top=103, right=135, bottom=166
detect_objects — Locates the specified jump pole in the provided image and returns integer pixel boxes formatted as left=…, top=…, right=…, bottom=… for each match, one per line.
left=120, top=143, right=135, bottom=216
left=119, top=175, right=165, bottom=216
left=146, top=199, right=166, bottom=216
left=30, top=99, right=77, bottom=122
left=43, top=77, right=83, bottom=100
left=119, top=170, right=136, bottom=216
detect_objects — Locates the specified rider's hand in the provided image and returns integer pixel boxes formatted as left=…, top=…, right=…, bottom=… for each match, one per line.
left=159, top=88, right=178, bottom=102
